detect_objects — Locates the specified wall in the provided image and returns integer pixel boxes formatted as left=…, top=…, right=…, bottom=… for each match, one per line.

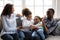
left=57, top=0, right=60, bottom=18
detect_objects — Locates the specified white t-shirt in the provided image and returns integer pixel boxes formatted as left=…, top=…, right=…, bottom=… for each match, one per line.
left=21, top=18, right=33, bottom=31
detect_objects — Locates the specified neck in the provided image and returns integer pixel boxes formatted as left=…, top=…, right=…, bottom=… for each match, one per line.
left=47, top=17, right=53, bottom=21
left=27, top=18, right=31, bottom=21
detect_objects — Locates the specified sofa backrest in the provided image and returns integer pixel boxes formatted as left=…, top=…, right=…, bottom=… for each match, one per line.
left=16, top=16, right=22, bottom=27
left=0, top=17, right=3, bottom=32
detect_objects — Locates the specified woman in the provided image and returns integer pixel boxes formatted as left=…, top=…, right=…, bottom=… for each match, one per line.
left=0, top=4, right=20, bottom=40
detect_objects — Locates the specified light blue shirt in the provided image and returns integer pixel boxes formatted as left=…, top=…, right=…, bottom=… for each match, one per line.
left=0, top=14, right=17, bottom=36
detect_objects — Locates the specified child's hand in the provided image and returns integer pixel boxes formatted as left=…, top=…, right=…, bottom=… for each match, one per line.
left=30, top=25, right=36, bottom=30
left=17, top=27, right=20, bottom=30
left=17, top=26, right=22, bottom=30
left=30, top=25, right=33, bottom=30
left=30, top=25, right=39, bottom=30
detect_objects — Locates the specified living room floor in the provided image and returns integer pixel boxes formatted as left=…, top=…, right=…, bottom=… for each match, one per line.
left=0, top=36, right=60, bottom=40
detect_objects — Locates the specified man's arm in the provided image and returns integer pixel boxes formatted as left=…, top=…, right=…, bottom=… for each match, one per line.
left=47, top=20, right=57, bottom=34
left=42, top=21, right=48, bottom=32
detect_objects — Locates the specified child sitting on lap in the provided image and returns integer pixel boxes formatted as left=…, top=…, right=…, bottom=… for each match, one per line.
left=30, top=16, right=45, bottom=40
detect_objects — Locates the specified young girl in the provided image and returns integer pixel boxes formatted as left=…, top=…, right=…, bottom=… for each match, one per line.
left=30, top=16, right=45, bottom=40
left=21, top=8, right=32, bottom=40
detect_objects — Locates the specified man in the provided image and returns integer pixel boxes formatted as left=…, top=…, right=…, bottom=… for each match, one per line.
left=44, top=8, right=57, bottom=38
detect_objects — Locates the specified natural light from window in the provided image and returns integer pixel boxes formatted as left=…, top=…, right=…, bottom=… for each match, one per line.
left=0, top=0, right=53, bottom=18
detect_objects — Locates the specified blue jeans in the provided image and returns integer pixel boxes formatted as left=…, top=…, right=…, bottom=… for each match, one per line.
left=1, top=33, right=19, bottom=40
left=23, top=31, right=33, bottom=40
left=32, top=31, right=40, bottom=40
left=32, top=28, right=45, bottom=40
left=17, top=30, right=25, bottom=40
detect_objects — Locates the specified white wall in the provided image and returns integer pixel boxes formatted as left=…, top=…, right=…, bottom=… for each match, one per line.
left=57, top=0, right=60, bottom=18
left=52, top=0, right=60, bottom=18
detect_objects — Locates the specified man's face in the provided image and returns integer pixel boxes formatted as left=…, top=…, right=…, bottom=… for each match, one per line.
left=47, top=10, right=54, bottom=19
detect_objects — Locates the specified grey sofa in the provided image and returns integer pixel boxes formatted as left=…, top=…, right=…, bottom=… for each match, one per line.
left=0, top=16, right=60, bottom=32
left=0, top=16, right=60, bottom=40
left=0, top=17, right=3, bottom=32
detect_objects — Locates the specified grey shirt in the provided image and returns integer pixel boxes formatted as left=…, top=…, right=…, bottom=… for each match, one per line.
left=44, top=18, right=57, bottom=34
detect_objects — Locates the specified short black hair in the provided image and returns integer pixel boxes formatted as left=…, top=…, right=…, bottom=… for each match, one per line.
left=22, top=8, right=32, bottom=17
left=48, top=8, right=55, bottom=14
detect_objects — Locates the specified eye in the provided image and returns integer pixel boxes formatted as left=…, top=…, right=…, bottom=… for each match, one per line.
left=34, top=19, right=37, bottom=20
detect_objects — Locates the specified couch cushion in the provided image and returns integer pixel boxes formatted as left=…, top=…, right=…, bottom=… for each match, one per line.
left=0, top=17, right=3, bottom=32
left=16, top=16, right=22, bottom=27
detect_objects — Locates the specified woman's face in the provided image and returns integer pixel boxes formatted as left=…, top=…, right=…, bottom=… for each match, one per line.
left=27, top=14, right=32, bottom=20
left=11, top=6, right=14, bottom=13
left=34, top=17, right=40, bottom=23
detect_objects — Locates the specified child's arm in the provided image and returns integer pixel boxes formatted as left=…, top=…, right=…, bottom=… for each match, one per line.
left=30, top=23, right=42, bottom=30
left=34, top=22, right=42, bottom=28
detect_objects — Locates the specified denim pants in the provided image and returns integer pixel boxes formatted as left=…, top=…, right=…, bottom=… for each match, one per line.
left=1, top=33, right=19, bottom=40
left=17, top=30, right=25, bottom=40
left=23, top=31, right=33, bottom=40
left=32, top=28, right=45, bottom=40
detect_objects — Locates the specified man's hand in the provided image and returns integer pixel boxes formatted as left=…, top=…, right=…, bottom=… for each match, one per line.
left=42, top=16, right=48, bottom=32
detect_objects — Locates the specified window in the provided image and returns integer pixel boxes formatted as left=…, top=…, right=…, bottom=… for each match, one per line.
left=0, top=0, right=3, bottom=15
left=0, top=0, right=54, bottom=18
left=25, top=0, right=52, bottom=17
left=13, top=0, right=23, bottom=14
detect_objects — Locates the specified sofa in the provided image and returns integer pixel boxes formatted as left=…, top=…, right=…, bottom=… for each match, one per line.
left=0, top=16, right=60, bottom=40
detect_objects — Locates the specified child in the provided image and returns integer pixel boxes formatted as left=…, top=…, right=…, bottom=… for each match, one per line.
left=30, top=16, right=45, bottom=40
left=20, top=8, right=33, bottom=40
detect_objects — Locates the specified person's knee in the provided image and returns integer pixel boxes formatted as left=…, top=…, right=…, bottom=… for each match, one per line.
left=1, top=34, right=13, bottom=40
left=19, top=32, right=25, bottom=38
left=17, top=30, right=25, bottom=38
left=32, top=33, right=39, bottom=38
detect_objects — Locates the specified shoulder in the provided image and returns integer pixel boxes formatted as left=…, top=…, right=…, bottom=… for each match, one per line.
left=1, top=15, right=6, bottom=19
left=52, top=18, right=57, bottom=23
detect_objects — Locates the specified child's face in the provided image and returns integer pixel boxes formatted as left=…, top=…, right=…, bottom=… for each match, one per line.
left=34, top=17, right=40, bottom=23
left=27, top=14, right=32, bottom=20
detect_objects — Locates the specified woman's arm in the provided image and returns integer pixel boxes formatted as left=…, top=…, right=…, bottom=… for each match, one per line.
left=2, top=16, right=17, bottom=31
